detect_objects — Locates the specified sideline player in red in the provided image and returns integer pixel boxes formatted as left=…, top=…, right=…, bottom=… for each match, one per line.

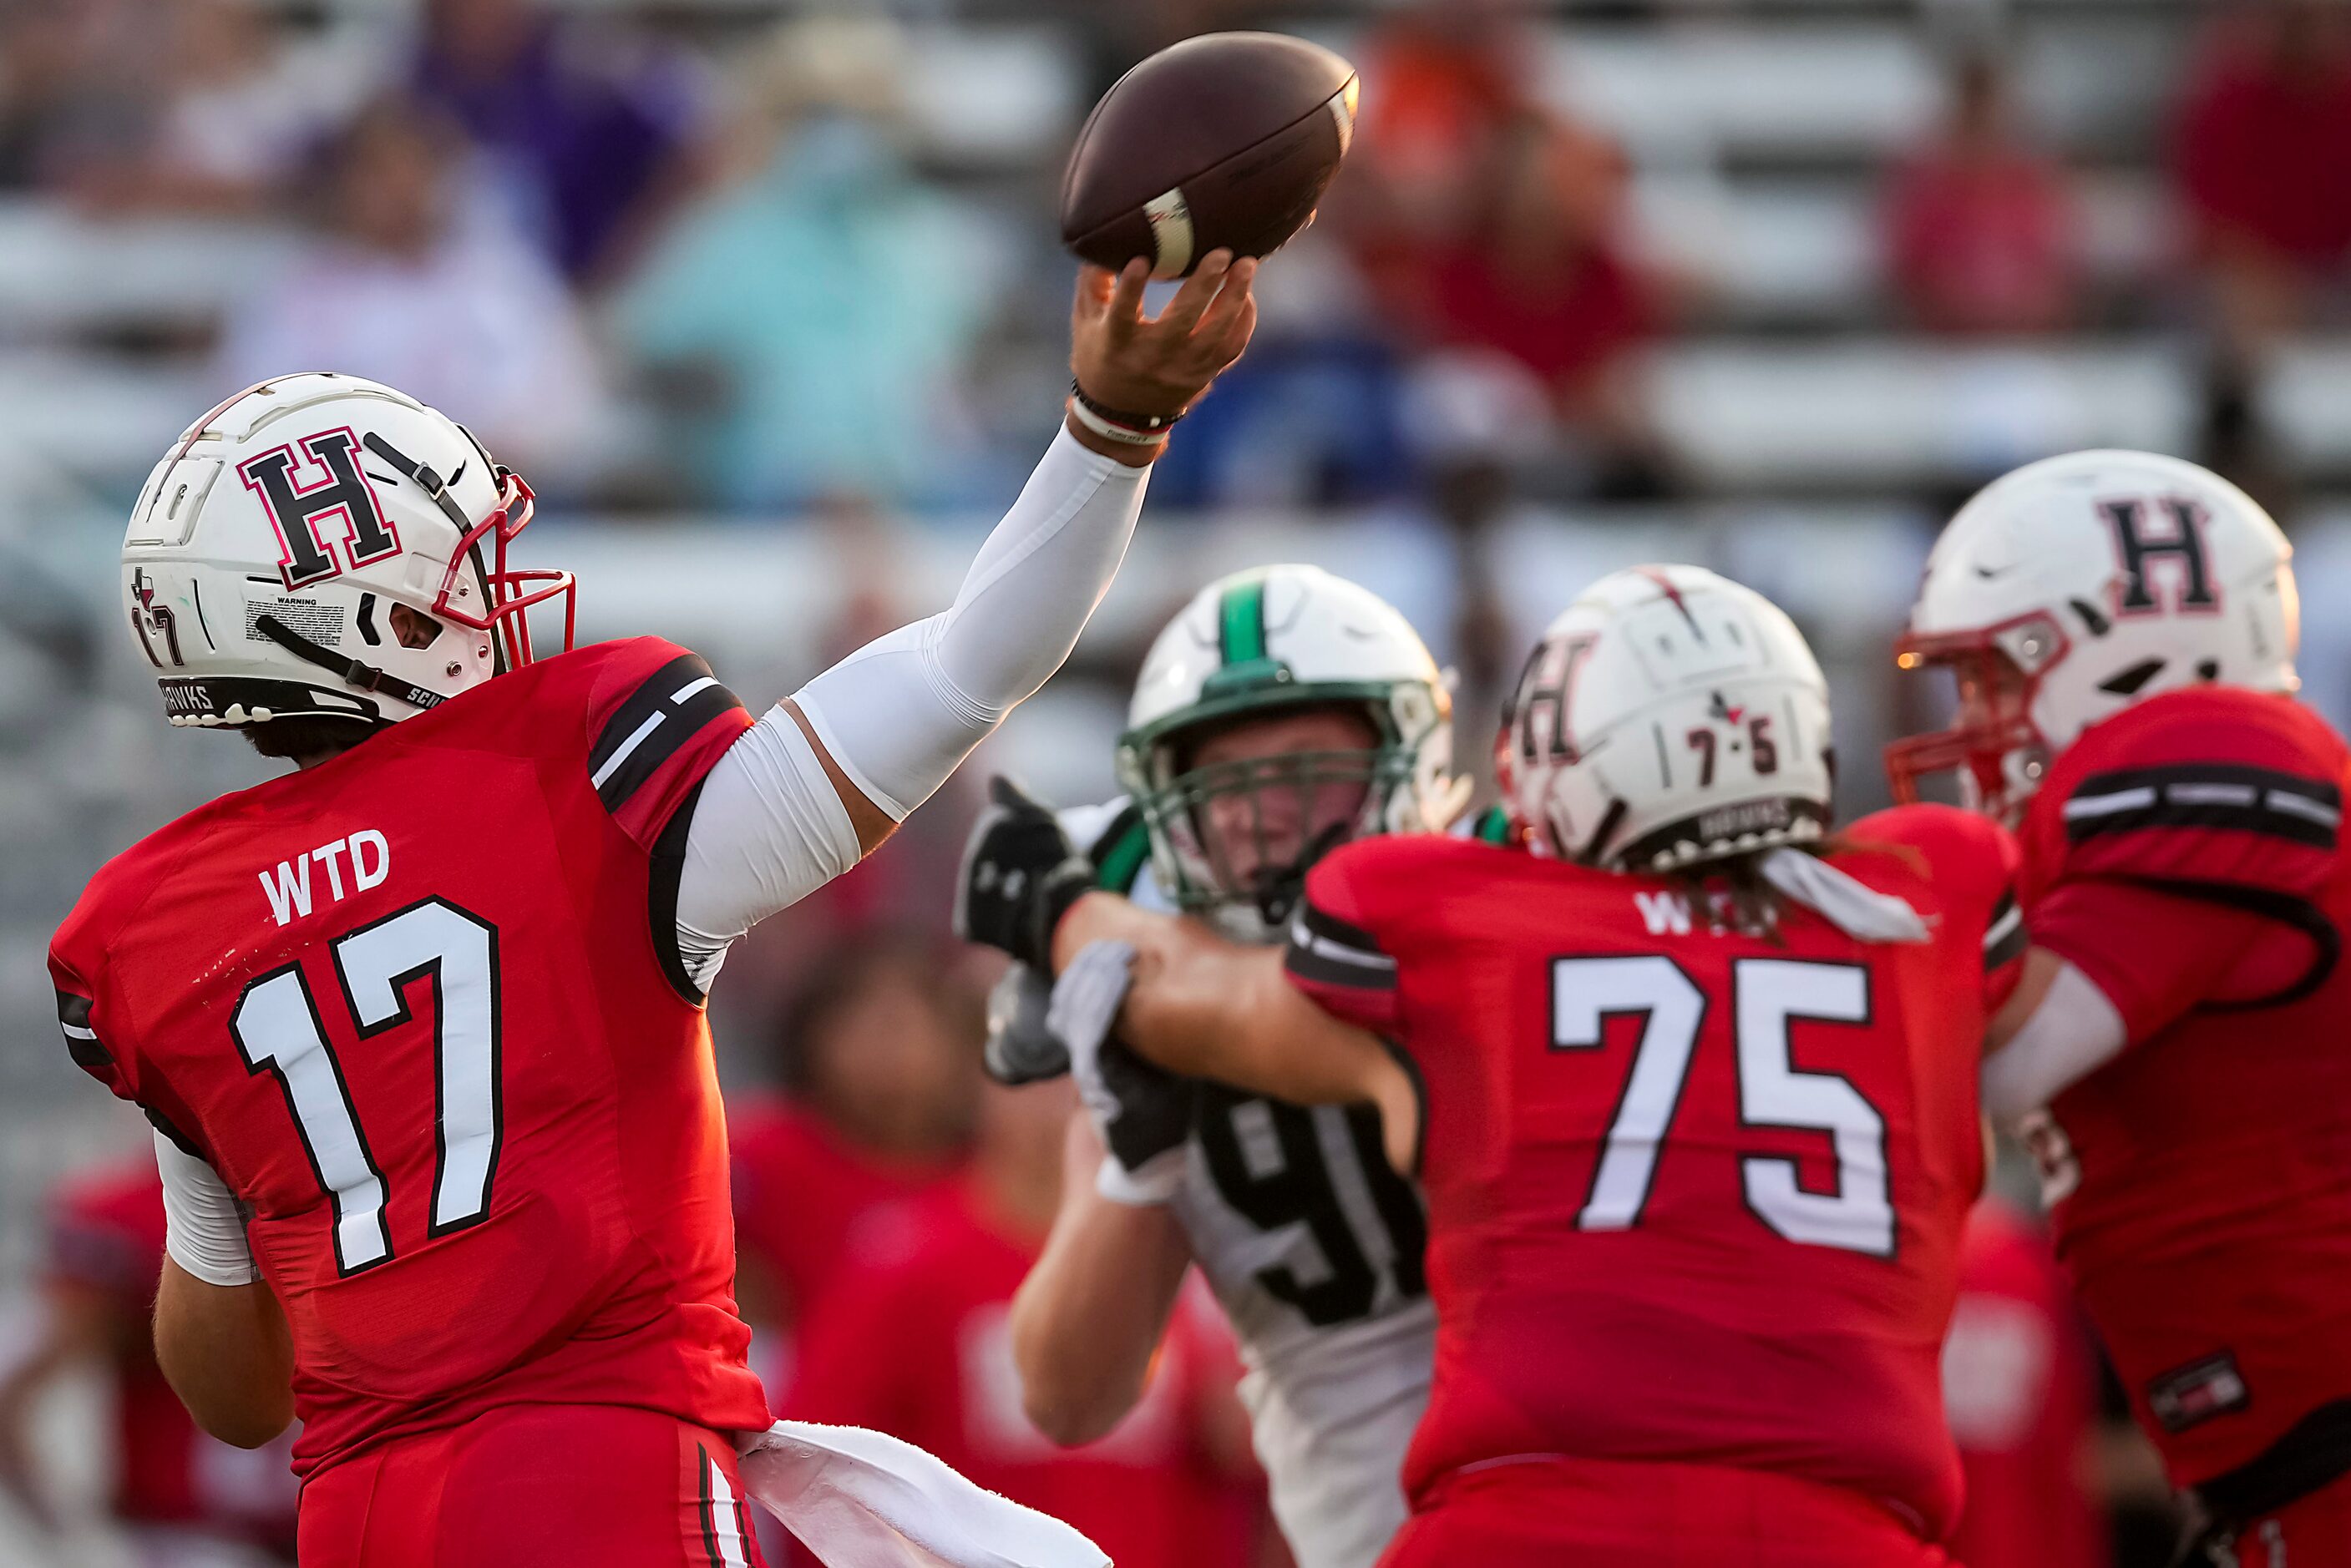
left=0, top=1153, right=297, bottom=1563
left=786, top=1075, right=1259, bottom=1568
left=960, top=564, right=2021, bottom=1565
left=1940, top=1196, right=2107, bottom=1568
left=1891, top=448, right=2351, bottom=1566
left=48, top=251, right=1257, bottom=1567
left=729, top=938, right=975, bottom=1338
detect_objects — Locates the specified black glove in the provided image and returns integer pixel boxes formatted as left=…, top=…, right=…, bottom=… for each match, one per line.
left=981, top=963, right=1072, bottom=1085
left=1088, top=1039, right=1199, bottom=1200
left=954, top=776, right=1097, bottom=972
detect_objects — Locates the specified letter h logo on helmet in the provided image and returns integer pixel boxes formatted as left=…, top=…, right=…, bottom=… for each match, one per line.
left=2101, top=496, right=2217, bottom=618
left=1507, top=634, right=1596, bottom=765
left=238, top=427, right=402, bottom=589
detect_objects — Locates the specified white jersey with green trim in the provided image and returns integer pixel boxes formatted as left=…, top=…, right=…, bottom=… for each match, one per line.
left=1059, top=801, right=1436, bottom=1568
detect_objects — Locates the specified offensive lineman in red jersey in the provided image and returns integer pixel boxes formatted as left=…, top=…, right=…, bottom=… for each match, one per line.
left=1891, top=448, right=2351, bottom=1566
left=959, top=564, right=2022, bottom=1565
left=47, top=253, right=1257, bottom=1567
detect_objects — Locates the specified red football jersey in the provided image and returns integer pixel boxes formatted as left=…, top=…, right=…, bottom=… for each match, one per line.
left=47, top=1160, right=299, bottom=1545
left=1284, top=805, right=2018, bottom=1541
left=2015, top=685, right=2351, bottom=1485
left=729, top=1096, right=964, bottom=1327
left=784, top=1179, right=1253, bottom=1568
left=1941, top=1199, right=2105, bottom=1568
left=48, top=638, right=770, bottom=1478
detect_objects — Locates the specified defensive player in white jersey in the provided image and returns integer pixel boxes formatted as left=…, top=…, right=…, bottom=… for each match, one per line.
left=967, top=565, right=1472, bottom=1568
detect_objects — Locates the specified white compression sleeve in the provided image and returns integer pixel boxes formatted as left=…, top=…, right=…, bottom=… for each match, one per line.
left=154, top=1130, right=258, bottom=1287
left=1981, top=960, right=2128, bottom=1125
left=673, top=706, right=863, bottom=990
left=793, top=427, right=1148, bottom=820
left=668, top=428, right=1147, bottom=992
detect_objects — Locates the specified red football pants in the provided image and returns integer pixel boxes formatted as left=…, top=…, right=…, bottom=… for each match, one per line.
left=2212, top=1470, right=2351, bottom=1568
left=1381, top=1455, right=1955, bottom=1568
left=296, top=1404, right=769, bottom=1568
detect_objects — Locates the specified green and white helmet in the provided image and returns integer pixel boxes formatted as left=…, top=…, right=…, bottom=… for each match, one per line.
left=1115, top=564, right=1467, bottom=941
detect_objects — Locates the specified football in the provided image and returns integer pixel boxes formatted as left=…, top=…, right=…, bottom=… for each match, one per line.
left=1060, top=31, right=1360, bottom=280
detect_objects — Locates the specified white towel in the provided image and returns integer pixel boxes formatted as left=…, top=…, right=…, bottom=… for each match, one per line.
left=736, top=1420, right=1111, bottom=1568
left=1758, top=847, right=1932, bottom=945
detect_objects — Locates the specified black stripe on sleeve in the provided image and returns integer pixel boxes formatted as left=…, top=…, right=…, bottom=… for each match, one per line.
left=1284, top=902, right=1399, bottom=993
left=145, top=1106, right=201, bottom=1160
left=56, top=989, right=111, bottom=1070
left=1984, top=890, right=2027, bottom=973
left=2064, top=763, right=2343, bottom=849
left=1297, top=899, right=1388, bottom=959
left=646, top=776, right=710, bottom=1006
left=589, top=654, right=747, bottom=813
left=1285, top=943, right=1396, bottom=992
left=2126, top=875, right=2343, bottom=1013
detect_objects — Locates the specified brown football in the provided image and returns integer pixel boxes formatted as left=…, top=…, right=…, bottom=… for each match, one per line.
left=1060, top=32, right=1359, bottom=280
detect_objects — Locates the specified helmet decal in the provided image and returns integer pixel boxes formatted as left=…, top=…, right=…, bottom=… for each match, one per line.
left=128, top=567, right=185, bottom=669
left=1503, top=631, right=1596, bottom=767
left=236, top=427, right=402, bottom=589
left=1219, top=576, right=1269, bottom=665
left=2100, top=494, right=2218, bottom=617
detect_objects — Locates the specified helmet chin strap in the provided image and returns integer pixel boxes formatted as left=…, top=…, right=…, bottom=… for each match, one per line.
left=252, top=613, right=453, bottom=715
left=1250, top=817, right=1355, bottom=927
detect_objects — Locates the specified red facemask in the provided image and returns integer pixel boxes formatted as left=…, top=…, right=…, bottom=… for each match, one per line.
left=1884, top=610, right=2068, bottom=823
left=429, top=468, right=575, bottom=670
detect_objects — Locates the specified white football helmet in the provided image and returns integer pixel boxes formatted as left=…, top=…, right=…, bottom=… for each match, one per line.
left=121, top=372, right=573, bottom=731
left=1890, top=449, right=2298, bottom=821
left=1116, top=564, right=1468, bottom=939
left=1500, top=564, right=1835, bottom=871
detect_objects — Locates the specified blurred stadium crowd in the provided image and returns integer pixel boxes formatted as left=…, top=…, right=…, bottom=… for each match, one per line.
left=2, top=0, right=2348, bottom=1563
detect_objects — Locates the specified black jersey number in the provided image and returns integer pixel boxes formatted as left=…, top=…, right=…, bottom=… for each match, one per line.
left=228, top=898, right=504, bottom=1275
left=1551, top=954, right=1893, bottom=1257
left=1195, top=1086, right=1427, bottom=1327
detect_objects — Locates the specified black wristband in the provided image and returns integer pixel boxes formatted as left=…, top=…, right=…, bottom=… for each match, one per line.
left=1070, top=381, right=1185, bottom=434
left=1022, top=857, right=1098, bottom=974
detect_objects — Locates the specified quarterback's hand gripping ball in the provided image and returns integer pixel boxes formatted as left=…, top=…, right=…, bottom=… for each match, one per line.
left=954, top=775, right=1097, bottom=974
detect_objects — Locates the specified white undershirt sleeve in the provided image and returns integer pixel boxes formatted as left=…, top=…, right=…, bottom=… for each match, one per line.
left=155, top=1130, right=259, bottom=1287
left=670, top=427, right=1148, bottom=991
left=1980, top=959, right=2128, bottom=1125
left=671, top=709, right=862, bottom=990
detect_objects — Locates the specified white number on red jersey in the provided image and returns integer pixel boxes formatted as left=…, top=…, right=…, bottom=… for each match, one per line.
left=1551, top=953, right=1893, bottom=1257
left=231, top=898, right=502, bottom=1274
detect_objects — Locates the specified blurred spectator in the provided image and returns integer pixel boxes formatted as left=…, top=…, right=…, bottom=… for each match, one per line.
left=1940, top=1197, right=2107, bottom=1568
left=614, top=17, right=989, bottom=512
left=2174, top=0, right=2351, bottom=346
left=0, top=1156, right=296, bottom=1563
left=413, top=0, right=704, bottom=283
left=0, top=0, right=156, bottom=190
left=1368, top=107, right=1670, bottom=497
left=729, top=935, right=975, bottom=1336
left=1354, top=0, right=1536, bottom=246
left=786, top=1075, right=1262, bottom=1568
left=0, top=0, right=352, bottom=211
left=73, top=0, right=369, bottom=216
left=215, top=96, right=611, bottom=478
left=1882, top=57, right=2078, bottom=335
